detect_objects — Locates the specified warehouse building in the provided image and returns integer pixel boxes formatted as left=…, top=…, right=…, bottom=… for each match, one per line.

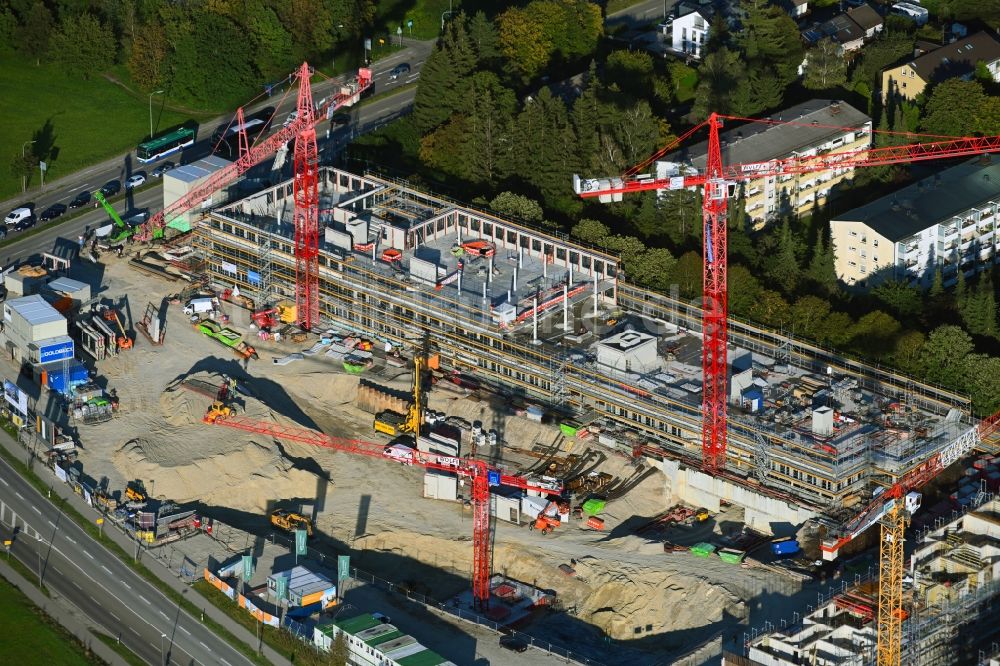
left=655, top=99, right=871, bottom=229
left=194, top=166, right=978, bottom=532
left=830, top=157, right=1000, bottom=288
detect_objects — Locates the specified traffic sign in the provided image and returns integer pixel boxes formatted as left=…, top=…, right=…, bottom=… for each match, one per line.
left=488, top=470, right=501, bottom=487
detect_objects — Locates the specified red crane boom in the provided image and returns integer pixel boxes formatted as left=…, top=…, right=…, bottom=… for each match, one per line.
left=292, top=62, right=320, bottom=330
left=135, top=63, right=372, bottom=242
left=575, top=113, right=1000, bottom=475
left=204, top=413, right=562, bottom=609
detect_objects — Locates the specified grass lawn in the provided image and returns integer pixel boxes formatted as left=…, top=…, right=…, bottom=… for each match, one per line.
left=0, top=54, right=194, bottom=201
left=375, top=0, right=455, bottom=41
left=668, top=61, right=698, bottom=104
left=0, top=577, right=100, bottom=665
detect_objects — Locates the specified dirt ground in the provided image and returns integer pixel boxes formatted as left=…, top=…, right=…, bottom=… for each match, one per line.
left=65, top=257, right=815, bottom=660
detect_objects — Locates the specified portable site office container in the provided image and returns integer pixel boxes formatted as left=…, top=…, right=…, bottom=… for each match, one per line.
left=266, top=566, right=336, bottom=608
left=4, top=295, right=67, bottom=346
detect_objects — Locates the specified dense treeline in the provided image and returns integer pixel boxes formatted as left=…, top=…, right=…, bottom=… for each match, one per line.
left=353, top=8, right=1000, bottom=414
left=0, top=0, right=375, bottom=108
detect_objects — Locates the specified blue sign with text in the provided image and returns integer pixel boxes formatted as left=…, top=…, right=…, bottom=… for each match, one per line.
left=39, top=341, right=74, bottom=363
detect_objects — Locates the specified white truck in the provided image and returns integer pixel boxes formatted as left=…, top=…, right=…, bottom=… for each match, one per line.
left=183, top=297, right=217, bottom=316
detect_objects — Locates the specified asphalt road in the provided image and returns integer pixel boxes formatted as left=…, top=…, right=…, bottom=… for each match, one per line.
left=0, top=455, right=258, bottom=666
left=2, top=39, right=431, bottom=230
left=607, top=0, right=677, bottom=29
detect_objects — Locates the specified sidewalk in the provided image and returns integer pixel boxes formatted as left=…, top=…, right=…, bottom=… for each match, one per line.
left=0, top=430, right=292, bottom=666
left=0, top=558, right=129, bottom=666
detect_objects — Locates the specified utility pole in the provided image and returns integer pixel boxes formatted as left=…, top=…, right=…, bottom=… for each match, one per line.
left=21, top=140, right=35, bottom=193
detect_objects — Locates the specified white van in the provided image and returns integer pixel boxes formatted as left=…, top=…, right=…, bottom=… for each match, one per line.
left=383, top=443, right=414, bottom=465
left=183, top=297, right=216, bottom=315
left=5, top=207, right=32, bottom=226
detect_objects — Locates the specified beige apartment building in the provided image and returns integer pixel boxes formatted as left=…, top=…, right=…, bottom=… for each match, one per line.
left=830, top=157, right=1000, bottom=288
left=657, top=99, right=871, bottom=229
left=882, top=31, right=1000, bottom=102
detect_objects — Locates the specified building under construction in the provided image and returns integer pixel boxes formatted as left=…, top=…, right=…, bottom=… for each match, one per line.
left=729, top=491, right=1000, bottom=665
left=191, top=165, right=982, bottom=531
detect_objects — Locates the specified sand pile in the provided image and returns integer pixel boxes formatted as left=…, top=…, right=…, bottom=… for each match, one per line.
left=113, top=436, right=317, bottom=512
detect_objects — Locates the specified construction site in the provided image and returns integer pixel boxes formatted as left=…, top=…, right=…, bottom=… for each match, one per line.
left=6, top=65, right=1000, bottom=665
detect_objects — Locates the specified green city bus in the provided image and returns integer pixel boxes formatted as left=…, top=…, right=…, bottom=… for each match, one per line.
left=136, top=127, right=196, bottom=163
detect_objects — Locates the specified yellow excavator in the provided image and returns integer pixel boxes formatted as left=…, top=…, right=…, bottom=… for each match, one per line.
left=373, top=341, right=428, bottom=436
left=125, top=480, right=147, bottom=503
left=270, top=509, right=313, bottom=536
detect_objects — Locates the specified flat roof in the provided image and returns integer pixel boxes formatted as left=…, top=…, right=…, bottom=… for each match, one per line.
left=45, top=277, right=89, bottom=292
left=599, top=330, right=656, bottom=352
left=662, top=99, right=870, bottom=169
left=333, top=613, right=381, bottom=635
left=268, top=565, right=333, bottom=593
left=168, top=155, right=231, bottom=184
left=831, top=158, right=1000, bottom=241
left=6, top=295, right=65, bottom=327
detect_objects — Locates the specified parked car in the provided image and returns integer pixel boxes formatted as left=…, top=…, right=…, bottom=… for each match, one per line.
left=125, top=173, right=146, bottom=189
left=100, top=180, right=121, bottom=196
left=388, top=63, right=410, bottom=81
left=331, top=112, right=351, bottom=127
left=499, top=636, right=528, bottom=653
left=151, top=161, right=175, bottom=178
left=39, top=203, right=66, bottom=221
left=14, top=216, right=36, bottom=232
left=4, top=207, right=32, bottom=226
left=69, top=191, right=91, bottom=208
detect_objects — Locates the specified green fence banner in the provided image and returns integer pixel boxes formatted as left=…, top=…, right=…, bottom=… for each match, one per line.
left=295, top=529, right=308, bottom=556
left=242, top=554, right=254, bottom=580
left=338, top=555, right=350, bottom=582
left=275, top=574, right=288, bottom=600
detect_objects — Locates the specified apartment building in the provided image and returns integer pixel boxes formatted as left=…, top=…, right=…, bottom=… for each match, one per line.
left=830, top=158, right=1000, bottom=288
left=882, top=31, right=1000, bottom=102
left=656, top=99, right=871, bottom=229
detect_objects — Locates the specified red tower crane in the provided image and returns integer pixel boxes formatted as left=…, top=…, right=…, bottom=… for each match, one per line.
left=134, top=62, right=372, bottom=243
left=203, top=412, right=563, bottom=610
left=575, top=111, right=1000, bottom=474
left=292, top=62, right=320, bottom=330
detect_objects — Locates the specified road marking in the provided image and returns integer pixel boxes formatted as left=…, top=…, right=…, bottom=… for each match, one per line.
left=101, top=565, right=111, bottom=574
left=83, top=551, right=94, bottom=560
left=220, top=659, right=231, bottom=666
left=110, top=612, right=120, bottom=622
left=199, top=641, right=209, bottom=649
left=130, top=627, right=140, bottom=636
left=179, top=626, right=191, bottom=635
left=15, top=491, right=23, bottom=499
left=32, top=506, right=41, bottom=514
left=121, top=581, right=131, bottom=590
left=0, top=477, right=8, bottom=485
left=159, top=610, right=168, bottom=620
left=89, top=595, right=98, bottom=603
left=140, top=595, right=151, bottom=605
left=47, top=520, right=55, bottom=527
left=72, top=580, right=82, bottom=589
left=65, top=536, right=75, bottom=544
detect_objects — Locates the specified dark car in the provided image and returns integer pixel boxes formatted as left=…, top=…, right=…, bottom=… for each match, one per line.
left=331, top=112, right=351, bottom=127
left=100, top=180, right=121, bottom=196
left=151, top=161, right=175, bottom=178
left=39, top=203, right=67, bottom=221
left=14, top=217, right=36, bottom=232
left=388, top=63, right=410, bottom=81
left=69, top=191, right=91, bottom=208
left=499, top=636, right=528, bottom=653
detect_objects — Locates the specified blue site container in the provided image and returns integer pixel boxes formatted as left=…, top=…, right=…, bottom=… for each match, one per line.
left=44, top=361, right=88, bottom=393
left=771, top=538, right=800, bottom=556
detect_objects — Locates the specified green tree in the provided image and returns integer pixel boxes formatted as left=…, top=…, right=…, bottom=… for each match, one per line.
left=606, top=49, right=654, bottom=101
left=572, top=61, right=601, bottom=171
left=49, top=12, right=114, bottom=78
left=749, top=290, right=791, bottom=328
left=850, top=310, right=901, bottom=355
left=246, top=1, right=293, bottom=79
left=412, top=19, right=476, bottom=133
left=791, top=295, right=832, bottom=341
left=692, top=47, right=745, bottom=117
left=822, top=311, right=856, bottom=347
left=764, top=219, right=801, bottom=294
left=965, top=354, right=1000, bottom=414
left=497, top=4, right=549, bottom=80
left=278, top=0, right=334, bottom=57
left=419, top=115, right=475, bottom=178
left=803, top=38, right=847, bottom=90
left=330, top=629, right=349, bottom=666
left=929, top=268, right=944, bottom=298
left=490, top=192, right=544, bottom=223
left=514, top=88, right=581, bottom=211
left=571, top=218, right=610, bottom=244
left=671, top=250, right=703, bottom=298
left=165, top=12, right=256, bottom=106
left=626, top=248, right=676, bottom=291
left=467, top=11, right=499, bottom=65
left=749, top=68, right=784, bottom=113
left=737, top=4, right=803, bottom=87
left=127, top=22, right=168, bottom=90
left=20, top=1, right=54, bottom=64
left=807, top=230, right=838, bottom=293
left=892, top=330, right=925, bottom=375
left=728, top=264, right=763, bottom=316
left=851, top=31, right=913, bottom=89
left=594, top=101, right=659, bottom=176
left=873, top=280, right=922, bottom=318
left=922, top=79, right=986, bottom=136
left=920, top=325, right=974, bottom=388
left=959, top=275, right=998, bottom=338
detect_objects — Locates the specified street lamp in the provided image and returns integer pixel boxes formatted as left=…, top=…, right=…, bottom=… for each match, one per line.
left=21, top=140, right=35, bottom=193
left=332, top=24, right=344, bottom=73
left=441, top=0, right=453, bottom=31
left=148, top=90, right=165, bottom=139
left=160, top=632, right=167, bottom=666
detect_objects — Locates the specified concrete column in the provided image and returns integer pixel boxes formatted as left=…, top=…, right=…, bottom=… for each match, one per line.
left=593, top=278, right=599, bottom=320
left=569, top=264, right=573, bottom=286
left=513, top=266, right=518, bottom=292
left=533, top=296, right=538, bottom=343
left=518, top=247, right=523, bottom=269
left=483, top=282, right=487, bottom=300
left=543, top=254, right=547, bottom=279
left=457, top=269, right=462, bottom=295
left=563, top=284, right=568, bottom=331
left=457, top=217, right=462, bottom=244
